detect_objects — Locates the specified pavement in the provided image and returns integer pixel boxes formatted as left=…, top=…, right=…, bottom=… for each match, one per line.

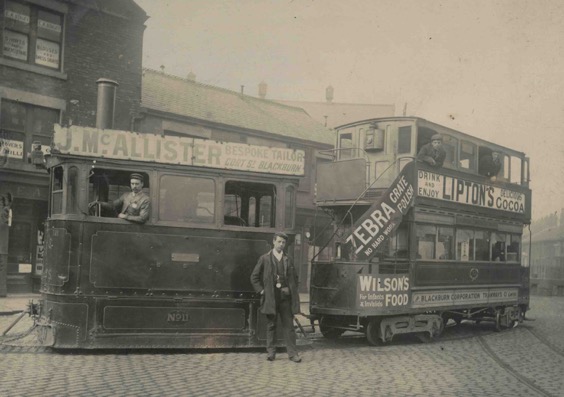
left=0, top=294, right=39, bottom=315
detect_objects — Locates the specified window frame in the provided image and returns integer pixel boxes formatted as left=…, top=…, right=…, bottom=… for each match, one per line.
left=1, top=0, right=66, bottom=71
left=0, top=98, right=60, bottom=162
left=223, top=179, right=277, bottom=229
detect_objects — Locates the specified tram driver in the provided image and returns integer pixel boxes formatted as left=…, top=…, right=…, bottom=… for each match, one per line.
left=89, top=173, right=150, bottom=224
left=417, top=133, right=446, bottom=168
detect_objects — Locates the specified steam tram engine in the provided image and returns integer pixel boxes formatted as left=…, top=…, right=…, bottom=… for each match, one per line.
left=35, top=124, right=303, bottom=349
left=310, top=117, right=531, bottom=344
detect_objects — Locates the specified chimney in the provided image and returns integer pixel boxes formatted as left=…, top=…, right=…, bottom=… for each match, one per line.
left=258, top=81, right=267, bottom=99
left=96, top=78, right=119, bottom=129
left=326, top=85, right=334, bottom=103
left=187, top=71, right=196, bottom=81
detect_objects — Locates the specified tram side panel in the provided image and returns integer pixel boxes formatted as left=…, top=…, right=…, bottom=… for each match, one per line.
left=40, top=220, right=279, bottom=348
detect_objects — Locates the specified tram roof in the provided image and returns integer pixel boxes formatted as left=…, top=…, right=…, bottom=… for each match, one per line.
left=336, top=117, right=527, bottom=157
left=141, top=69, right=334, bottom=146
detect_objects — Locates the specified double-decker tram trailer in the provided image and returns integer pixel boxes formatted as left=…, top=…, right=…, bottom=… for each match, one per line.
left=311, top=117, right=531, bottom=344
left=35, top=124, right=303, bottom=349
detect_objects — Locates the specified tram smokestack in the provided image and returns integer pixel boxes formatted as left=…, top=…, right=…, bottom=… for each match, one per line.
left=96, top=78, right=119, bottom=129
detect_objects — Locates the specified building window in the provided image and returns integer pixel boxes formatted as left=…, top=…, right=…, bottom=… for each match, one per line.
left=2, top=0, right=63, bottom=70
left=0, top=99, right=59, bottom=162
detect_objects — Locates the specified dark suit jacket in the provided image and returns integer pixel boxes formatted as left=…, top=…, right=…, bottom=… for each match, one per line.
left=417, top=143, right=446, bottom=167
left=250, top=250, right=301, bottom=315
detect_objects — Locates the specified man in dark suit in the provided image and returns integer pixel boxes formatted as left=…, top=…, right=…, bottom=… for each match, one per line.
left=250, top=232, right=301, bottom=363
left=479, top=150, right=502, bottom=181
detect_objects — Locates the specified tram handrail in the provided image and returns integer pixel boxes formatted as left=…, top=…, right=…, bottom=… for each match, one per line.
left=311, top=157, right=415, bottom=262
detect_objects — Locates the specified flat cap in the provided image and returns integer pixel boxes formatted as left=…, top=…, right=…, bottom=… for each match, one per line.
left=130, top=173, right=144, bottom=182
left=431, top=134, right=442, bottom=141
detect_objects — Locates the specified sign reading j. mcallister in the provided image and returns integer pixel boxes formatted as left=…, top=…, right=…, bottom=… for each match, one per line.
left=53, top=125, right=305, bottom=176
left=417, top=170, right=525, bottom=214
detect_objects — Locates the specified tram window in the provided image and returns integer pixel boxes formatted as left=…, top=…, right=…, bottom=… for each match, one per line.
left=88, top=169, right=150, bottom=218
left=67, top=166, right=79, bottom=214
left=224, top=181, right=276, bottom=228
left=397, top=126, right=411, bottom=154
left=375, top=161, right=390, bottom=179
left=159, top=175, right=215, bottom=223
left=416, top=225, right=436, bottom=259
left=460, top=140, right=477, bottom=171
left=285, top=186, right=295, bottom=228
left=456, top=229, right=473, bottom=261
left=389, top=223, right=409, bottom=258
left=510, top=156, right=522, bottom=184
left=491, top=232, right=507, bottom=262
left=339, top=133, right=353, bottom=160
left=503, top=156, right=510, bottom=180
left=474, top=230, right=490, bottom=261
left=507, top=235, right=520, bottom=262
left=51, top=166, right=63, bottom=215
left=437, top=227, right=454, bottom=260
left=442, top=135, right=458, bottom=168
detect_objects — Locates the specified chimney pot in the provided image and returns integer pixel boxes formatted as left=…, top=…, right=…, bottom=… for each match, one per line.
left=326, top=85, right=334, bottom=103
left=258, top=81, right=267, bottom=99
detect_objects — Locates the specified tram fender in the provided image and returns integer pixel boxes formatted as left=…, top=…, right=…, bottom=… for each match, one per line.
left=40, top=300, right=88, bottom=348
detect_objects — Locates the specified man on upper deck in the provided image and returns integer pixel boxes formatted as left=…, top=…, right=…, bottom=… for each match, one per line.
left=479, top=150, right=502, bottom=181
left=89, top=173, right=150, bottom=224
left=417, top=134, right=446, bottom=168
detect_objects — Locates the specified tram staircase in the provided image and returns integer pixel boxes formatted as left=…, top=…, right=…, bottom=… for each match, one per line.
left=342, top=161, right=416, bottom=262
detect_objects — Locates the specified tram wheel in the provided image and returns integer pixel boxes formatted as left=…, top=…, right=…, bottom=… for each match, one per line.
left=319, top=317, right=345, bottom=339
left=365, top=319, right=383, bottom=346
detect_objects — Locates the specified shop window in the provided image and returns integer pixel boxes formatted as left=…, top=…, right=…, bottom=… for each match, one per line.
left=2, top=1, right=64, bottom=70
left=159, top=175, right=215, bottom=223
left=224, top=181, right=276, bottom=228
left=0, top=99, right=59, bottom=162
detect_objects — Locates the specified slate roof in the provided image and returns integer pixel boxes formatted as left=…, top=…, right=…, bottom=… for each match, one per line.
left=141, top=69, right=334, bottom=146
left=276, top=100, right=395, bottom=129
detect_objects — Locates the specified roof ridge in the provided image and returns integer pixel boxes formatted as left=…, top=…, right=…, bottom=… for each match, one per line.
left=143, top=68, right=314, bottom=114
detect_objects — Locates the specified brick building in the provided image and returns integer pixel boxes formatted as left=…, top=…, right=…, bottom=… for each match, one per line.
left=0, top=0, right=147, bottom=292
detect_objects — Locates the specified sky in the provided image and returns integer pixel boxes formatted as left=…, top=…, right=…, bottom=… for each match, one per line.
left=134, top=0, right=564, bottom=220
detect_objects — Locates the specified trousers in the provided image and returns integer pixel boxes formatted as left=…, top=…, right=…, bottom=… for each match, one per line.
left=265, top=296, right=297, bottom=357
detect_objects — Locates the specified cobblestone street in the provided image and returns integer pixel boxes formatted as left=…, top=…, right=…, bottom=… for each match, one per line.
left=1, top=295, right=563, bottom=397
